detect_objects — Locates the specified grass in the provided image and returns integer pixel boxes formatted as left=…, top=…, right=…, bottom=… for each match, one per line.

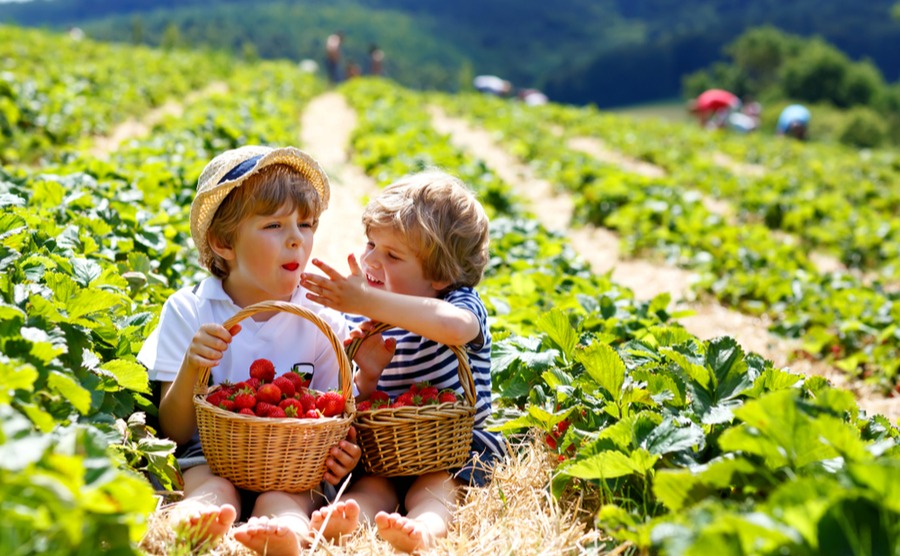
left=139, top=436, right=609, bottom=555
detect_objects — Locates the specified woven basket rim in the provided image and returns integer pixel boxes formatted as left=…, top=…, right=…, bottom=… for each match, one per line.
left=193, top=299, right=353, bottom=401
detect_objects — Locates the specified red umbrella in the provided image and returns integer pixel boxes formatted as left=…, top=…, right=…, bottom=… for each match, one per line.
left=695, top=89, right=739, bottom=112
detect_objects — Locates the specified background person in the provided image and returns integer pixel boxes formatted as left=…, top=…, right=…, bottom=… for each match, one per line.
left=776, top=104, right=811, bottom=140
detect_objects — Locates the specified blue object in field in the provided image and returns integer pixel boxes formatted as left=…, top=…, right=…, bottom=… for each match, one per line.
left=776, top=104, right=811, bottom=133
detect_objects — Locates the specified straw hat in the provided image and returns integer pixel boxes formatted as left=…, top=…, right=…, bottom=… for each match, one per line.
left=190, top=146, right=330, bottom=267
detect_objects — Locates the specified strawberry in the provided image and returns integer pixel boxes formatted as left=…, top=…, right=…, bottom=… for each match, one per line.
left=249, top=358, right=276, bottom=383
left=217, top=399, right=236, bottom=412
left=255, top=401, right=276, bottom=415
left=267, top=407, right=287, bottom=419
left=369, top=391, right=390, bottom=408
left=206, top=390, right=227, bottom=406
left=232, top=388, right=256, bottom=411
left=281, top=370, right=308, bottom=389
left=316, top=391, right=345, bottom=417
left=298, top=392, right=317, bottom=413
left=392, top=391, right=415, bottom=408
left=357, top=400, right=372, bottom=411
left=245, top=377, right=261, bottom=391
left=273, top=376, right=296, bottom=398
left=420, top=385, right=439, bottom=405
left=438, top=389, right=458, bottom=404
left=279, top=398, right=303, bottom=414
left=238, top=408, right=256, bottom=416
left=304, top=409, right=319, bottom=419
left=256, top=383, right=282, bottom=405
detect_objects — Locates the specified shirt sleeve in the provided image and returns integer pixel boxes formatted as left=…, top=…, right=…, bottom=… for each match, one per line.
left=137, top=291, right=200, bottom=383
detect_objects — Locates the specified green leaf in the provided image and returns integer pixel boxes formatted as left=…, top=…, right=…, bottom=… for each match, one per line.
left=654, top=457, right=756, bottom=512
left=99, top=359, right=149, bottom=394
left=47, top=371, right=92, bottom=415
left=67, top=289, right=123, bottom=321
left=537, top=309, right=578, bottom=360
left=576, top=342, right=625, bottom=401
left=564, top=448, right=659, bottom=480
left=0, top=358, right=39, bottom=403
left=706, top=336, right=753, bottom=401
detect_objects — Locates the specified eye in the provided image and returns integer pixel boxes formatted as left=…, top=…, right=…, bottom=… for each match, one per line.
left=388, top=252, right=401, bottom=261
left=264, top=221, right=281, bottom=229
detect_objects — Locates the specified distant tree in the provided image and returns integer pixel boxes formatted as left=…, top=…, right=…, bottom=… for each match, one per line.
left=131, top=16, right=144, bottom=45
left=725, top=26, right=803, bottom=93
left=161, top=23, right=180, bottom=51
left=779, top=40, right=851, bottom=105
left=893, top=2, right=900, bottom=19
left=838, top=106, right=887, bottom=147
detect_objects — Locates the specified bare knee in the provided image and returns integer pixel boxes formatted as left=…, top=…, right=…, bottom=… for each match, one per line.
left=253, top=490, right=320, bottom=517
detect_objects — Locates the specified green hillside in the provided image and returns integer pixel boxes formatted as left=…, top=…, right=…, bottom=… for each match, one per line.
left=2, top=0, right=899, bottom=106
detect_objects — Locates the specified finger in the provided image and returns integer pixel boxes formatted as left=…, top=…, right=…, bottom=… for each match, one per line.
left=311, top=258, right=343, bottom=280
left=384, top=337, right=397, bottom=353
left=347, top=254, right=362, bottom=277
left=323, top=471, right=339, bottom=486
left=347, top=425, right=357, bottom=443
left=228, top=323, right=242, bottom=337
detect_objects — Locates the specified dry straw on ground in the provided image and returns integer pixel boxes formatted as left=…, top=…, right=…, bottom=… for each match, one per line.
left=140, top=436, right=607, bottom=555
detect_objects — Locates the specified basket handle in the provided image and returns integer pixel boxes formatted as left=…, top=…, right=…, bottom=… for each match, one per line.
left=192, top=300, right=353, bottom=400
left=344, top=321, right=477, bottom=406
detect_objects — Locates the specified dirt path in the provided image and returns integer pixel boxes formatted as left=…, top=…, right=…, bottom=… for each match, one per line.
left=90, top=82, right=229, bottom=158
left=300, top=92, right=381, bottom=274
left=427, top=105, right=898, bottom=420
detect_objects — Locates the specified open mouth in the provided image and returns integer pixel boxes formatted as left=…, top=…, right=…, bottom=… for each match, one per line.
left=366, top=273, right=384, bottom=286
left=283, top=262, right=299, bottom=271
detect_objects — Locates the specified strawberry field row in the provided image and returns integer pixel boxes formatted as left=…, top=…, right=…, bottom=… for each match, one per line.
left=434, top=92, right=900, bottom=391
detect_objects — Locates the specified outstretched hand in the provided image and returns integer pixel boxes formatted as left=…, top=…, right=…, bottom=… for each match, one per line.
left=301, top=255, right=370, bottom=313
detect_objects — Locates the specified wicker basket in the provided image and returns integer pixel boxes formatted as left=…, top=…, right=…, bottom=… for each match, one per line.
left=192, top=300, right=355, bottom=493
left=346, top=322, right=476, bottom=477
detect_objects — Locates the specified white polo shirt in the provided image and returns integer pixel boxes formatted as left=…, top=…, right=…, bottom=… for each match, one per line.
left=138, top=278, right=350, bottom=393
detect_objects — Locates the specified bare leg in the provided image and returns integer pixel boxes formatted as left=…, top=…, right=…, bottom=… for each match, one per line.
left=310, top=475, right=397, bottom=542
left=233, top=490, right=321, bottom=556
left=376, top=471, right=462, bottom=553
left=168, top=465, right=240, bottom=548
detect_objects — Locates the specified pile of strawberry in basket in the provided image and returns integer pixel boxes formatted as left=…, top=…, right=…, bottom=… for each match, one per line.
left=203, top=358, right=344, bottom=418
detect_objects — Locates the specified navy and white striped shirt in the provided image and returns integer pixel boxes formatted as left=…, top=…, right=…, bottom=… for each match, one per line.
left=346, top=287, right=506, bottom=459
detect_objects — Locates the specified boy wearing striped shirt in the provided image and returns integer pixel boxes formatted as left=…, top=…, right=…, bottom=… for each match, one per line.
left=301, top=170, right=505, bottom=552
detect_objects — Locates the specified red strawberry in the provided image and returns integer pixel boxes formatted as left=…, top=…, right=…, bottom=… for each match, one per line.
left=245, top=377, right=261, bottom=391
left=420, top=386, right=439, bottom=405
left=255, top=402, right=276, bottom=417
left=232, top=388, right=256, bottom=411
left=369, top=391, right=390, bottom=408
left=392, top=391, right=415, bottom=408
left=298, top=392, right=317, bottom=413
left=545, top=433, right=558, bottom=450
left=438, top=390, right=458, bottom=404
left=206, top=390, right=227, bottom=406
left=279, top=398, right=303, bottom=413
left=281, top=370, right=307, bottom=389
left=357, top=401, right=372, bottom=411
left=217, top=399, right=236, bottom=412
left=267, top=407, right=287, bottom=419
left=316, top=391, right=345, bottom=417
left=304, top=409, right=319, bottom=419
left=273, top=377, right=296, bottom=398
left=238, top=408, right=256, bottom=416
left=257, top=383, right=282, bottom=405
left=249, top=358, right=276, bottom=383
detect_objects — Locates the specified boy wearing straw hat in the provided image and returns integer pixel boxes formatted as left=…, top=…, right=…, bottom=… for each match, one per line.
left=301, top=170, right=506, bottom=553
left=138, top=145, right=361, bottom=555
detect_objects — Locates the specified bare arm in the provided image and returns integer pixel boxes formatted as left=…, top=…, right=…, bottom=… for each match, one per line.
left=158, top=322, right=241, bottom=445
left=302, top=255, right=479, bottom=346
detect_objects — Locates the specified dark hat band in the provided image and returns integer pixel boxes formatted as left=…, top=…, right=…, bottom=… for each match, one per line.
left=218, top=154, right=265, bottom=185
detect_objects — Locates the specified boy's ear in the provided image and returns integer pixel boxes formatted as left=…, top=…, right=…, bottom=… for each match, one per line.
left=430, top=279, right=452, bottom=292
left=208, top=234, right=235, bottom=261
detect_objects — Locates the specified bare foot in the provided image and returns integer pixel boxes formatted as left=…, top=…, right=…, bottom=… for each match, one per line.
left=375, top=511, right=433, bottom=553
left=233, top=516, right=303, bottom=556
left=172, top=503, right=236, bottom=548
left=309, top=499, right=360, bottom=542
